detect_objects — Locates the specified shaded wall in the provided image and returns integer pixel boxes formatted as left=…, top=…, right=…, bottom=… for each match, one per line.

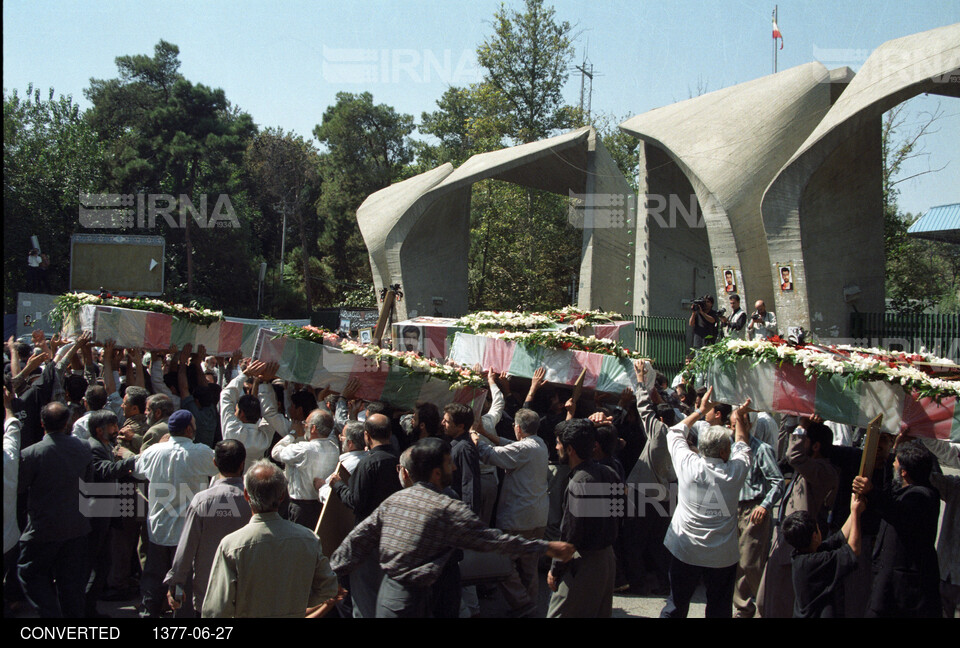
left=637, top=142, right=714, bottom=320
left=798, top=119, right=884, bottom=337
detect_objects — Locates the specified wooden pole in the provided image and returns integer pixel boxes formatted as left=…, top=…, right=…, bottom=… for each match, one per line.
left=373, top=289, right=395, bottom=347
left=858, top=414, right=884, bottom=478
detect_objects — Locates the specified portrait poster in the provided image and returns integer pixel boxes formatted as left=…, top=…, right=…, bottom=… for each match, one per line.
left=779, top=264, right=794, bottom=292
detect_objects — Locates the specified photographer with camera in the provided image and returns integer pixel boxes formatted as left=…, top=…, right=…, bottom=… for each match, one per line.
left=747, top=300, right=777, bottom=340
left=719, top=294, right=747, bottom=340
left=688, top=294, right=719, bottom=349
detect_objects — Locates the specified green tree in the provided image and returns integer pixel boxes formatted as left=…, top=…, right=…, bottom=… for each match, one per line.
left=468, top=0, right=581, bottom=309
left=244, top=128, right=322, bottom=310
left=313, top=92, right=415, bottom=302
left=882, top=101, right=954, bottom=313
left=85, top=40, right=257, bottom=299
left=476, top=0, right=578, bottom=144
left=3, top=85, right=107, bottom=309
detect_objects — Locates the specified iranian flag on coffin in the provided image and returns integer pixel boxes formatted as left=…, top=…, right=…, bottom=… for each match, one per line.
left=391, top=317, right=462, bottom=361
left=253, top=329, right=487, bottom=414
left=448, top=332, right=638, bottom=394
left=74, top=304, right=260, bottom=357
left=551, top=321, right=636, bottom=348
left=707, top=358, right=960, bottom=442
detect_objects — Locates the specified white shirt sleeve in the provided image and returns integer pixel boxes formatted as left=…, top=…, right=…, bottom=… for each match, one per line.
left=258, top=383, right=290, bottom=437
left=150, top=359, right=181, bottom=408
left=220, top=374, right=246, bottom=442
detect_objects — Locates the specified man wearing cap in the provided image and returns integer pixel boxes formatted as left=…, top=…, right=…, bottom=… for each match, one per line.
left=134, top=409, right=218, bottom=618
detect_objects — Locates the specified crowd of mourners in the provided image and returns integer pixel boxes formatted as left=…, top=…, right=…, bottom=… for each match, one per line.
left=3, top=327, right=957, bottom=618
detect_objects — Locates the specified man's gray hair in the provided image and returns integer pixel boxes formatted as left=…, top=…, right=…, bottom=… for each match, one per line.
left=698, top=425, right=733, bottom=459
left=342, top=420, right=365, bottom=450
left=306, top=408, right=334, bottom=438
left=243, top=459, right=288, bottom=512
left=147, top=393, right=175, bottom=419
left=514, top=408, right=540, bottom=437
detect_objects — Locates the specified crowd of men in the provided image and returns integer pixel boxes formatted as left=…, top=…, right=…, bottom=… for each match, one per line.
left=3, top=327, right=957, bottom=618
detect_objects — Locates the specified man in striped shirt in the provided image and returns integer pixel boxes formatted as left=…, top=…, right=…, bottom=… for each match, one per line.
left=330, top=437, right=574, bottom=618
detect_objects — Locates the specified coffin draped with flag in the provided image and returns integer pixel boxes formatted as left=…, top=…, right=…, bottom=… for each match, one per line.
left=448, top=332, right=638, bottom=394
left=392, top=315, right=636, bottom=362
left=63, top=304, right=262, bottom=357
left=253, top=329, right=487, bottom=413
left=703, top=351, right=960, bottom=442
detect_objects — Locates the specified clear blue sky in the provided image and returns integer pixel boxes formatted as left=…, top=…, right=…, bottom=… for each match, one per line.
left=4, top=0, right=958, bottom=215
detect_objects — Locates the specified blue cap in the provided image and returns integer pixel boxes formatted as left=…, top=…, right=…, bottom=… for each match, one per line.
left=167, top=409, right=194, bottom=434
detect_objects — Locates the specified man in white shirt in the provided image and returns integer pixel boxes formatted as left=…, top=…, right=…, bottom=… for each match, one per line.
left=472, top=407, right=549, bottom=617
left=219, top=360, right=278, bottom=462
left=3, top=384, right=22, bottom=595
left=317, top=420, right=366, bottom=504
left=747, top=300, right=777, bottom=340
left=134, top=409, right=218, bottom=618
left=271, top=408, right=339, bottom=530
left=660, top=388, right=752, bottom=618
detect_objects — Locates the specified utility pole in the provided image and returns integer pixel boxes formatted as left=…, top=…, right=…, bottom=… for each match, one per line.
left=575, top=58, right=595, bottom=123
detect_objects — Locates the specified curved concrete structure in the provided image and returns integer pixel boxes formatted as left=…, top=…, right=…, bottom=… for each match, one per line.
left=763, top=23, right=960, bottom=336
left=357, top=127, right=635, bottom=319
left=620, top=62, right=851, bottom=313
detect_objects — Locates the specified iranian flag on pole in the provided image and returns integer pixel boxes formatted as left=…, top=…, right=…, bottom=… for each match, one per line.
left=772, top=13, right=784, bottom=49
left=707, top=358, right=960, bottom=441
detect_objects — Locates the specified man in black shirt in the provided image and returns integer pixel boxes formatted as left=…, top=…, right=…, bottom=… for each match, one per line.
left=329, top=413, right=400, bottom=618
left=440, top=403, right=482, bottom=517
left=854, top=440, right=943, bottom=618
left=688, top=295, right=719, bottom=349
left=783, top=491, right=864, bottom=618
left=547, top=419, right=620, bottom=618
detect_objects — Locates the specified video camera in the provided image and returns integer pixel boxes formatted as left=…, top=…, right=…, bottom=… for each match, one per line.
left=691, top=296, right=710, bottom=311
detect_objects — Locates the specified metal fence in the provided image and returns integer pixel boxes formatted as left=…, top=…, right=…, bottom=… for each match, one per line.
left=634, top=315, right=689, bottom=380
left=849, top=312, right=960, bottom=363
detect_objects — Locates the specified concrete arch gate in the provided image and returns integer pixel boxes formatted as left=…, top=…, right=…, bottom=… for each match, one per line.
left=358, top=23, right=959, bottom=333
left=356, top=126, right=636, bottom=320
left=763, top=23, right=960, bottom=338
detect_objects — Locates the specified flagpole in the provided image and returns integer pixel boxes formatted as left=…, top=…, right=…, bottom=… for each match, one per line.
left=774, top=5, right=779, bottom=73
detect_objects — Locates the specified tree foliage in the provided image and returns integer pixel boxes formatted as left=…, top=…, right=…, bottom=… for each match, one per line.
left=3, top=86, right=107, bottom=311
left=882, top=101, right=956, bottom=314
left=311, top=92, right=416, bottom=305
left=244, top=128, right=322, bottom=308
left=477, top=0, right=578, bottom=144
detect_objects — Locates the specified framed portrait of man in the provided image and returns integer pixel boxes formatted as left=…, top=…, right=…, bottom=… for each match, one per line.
left=358, top=327, right=373, bottom=344
left=779, top=264, right=794, bottom=291
left=722, top=267, right=737, bottom=293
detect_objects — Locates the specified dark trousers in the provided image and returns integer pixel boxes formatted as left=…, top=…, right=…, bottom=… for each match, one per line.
left=431, top=556, right=461, bottom=618
left=376, top=575, right=431, bottom=618
left=18, top=535, right=89, bottom=618
left=84, top=517, right=112, bottom=616
left=660, top=556, right=736, bottom=618
left=351, top=553, right=385, bottom=618
left=141, top=541, right=192, bottom=618
left=3, top=545, right=22, bottom=604
left=285, top=498, right=322, bottom=531
left=622, top=502, right=671, bottom=589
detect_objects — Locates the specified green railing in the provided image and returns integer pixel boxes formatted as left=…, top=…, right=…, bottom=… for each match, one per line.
left=634, top=315, right=689, bottom=380
left=849, top=312, right=960, bottom=363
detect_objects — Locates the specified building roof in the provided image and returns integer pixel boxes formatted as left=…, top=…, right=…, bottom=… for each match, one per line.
left=908, top=203, right=960, bottom=244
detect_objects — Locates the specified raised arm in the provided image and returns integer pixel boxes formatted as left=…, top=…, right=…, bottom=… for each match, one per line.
left=523, top=367, right=546, bottom=408
left=841, top=491, right=865, bottom=556
left=220, top=370, right=247, bottom=440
